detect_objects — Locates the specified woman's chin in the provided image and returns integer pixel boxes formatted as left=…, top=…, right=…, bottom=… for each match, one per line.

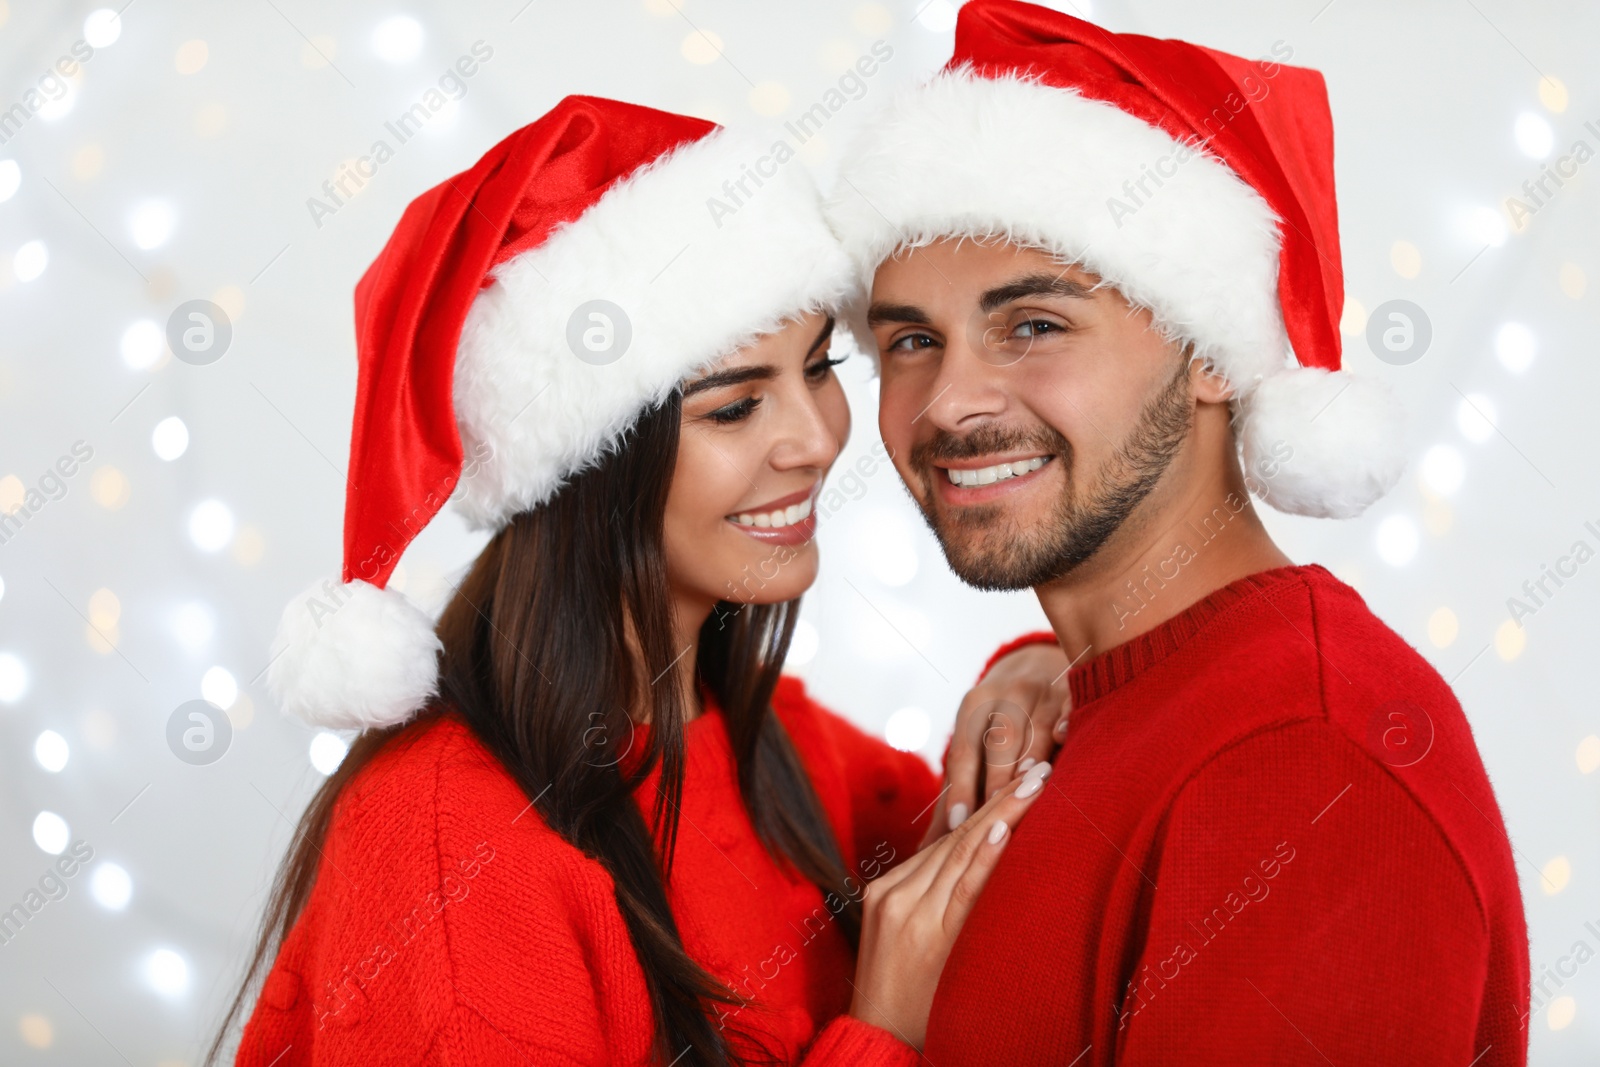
left=714, top=537, right=820, bottom=606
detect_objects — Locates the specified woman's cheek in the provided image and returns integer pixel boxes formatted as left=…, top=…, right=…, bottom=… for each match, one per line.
left=823, top=378, right=851, bottom=455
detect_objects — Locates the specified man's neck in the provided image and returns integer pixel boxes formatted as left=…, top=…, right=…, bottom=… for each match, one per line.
left=1034, top=472, right=1293, bottom=665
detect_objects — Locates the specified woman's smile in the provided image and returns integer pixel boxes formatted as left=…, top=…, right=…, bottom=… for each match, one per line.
left=727, top=483, right=820, bottom=545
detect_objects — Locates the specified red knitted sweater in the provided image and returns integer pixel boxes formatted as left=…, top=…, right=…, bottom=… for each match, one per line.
left=934, top=564, right=1530, bottom=1065
left=236, top=676, right=939, bottom=1066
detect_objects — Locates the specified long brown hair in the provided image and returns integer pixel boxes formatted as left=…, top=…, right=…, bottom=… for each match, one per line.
left=209, top=394, right=861, bottom=1066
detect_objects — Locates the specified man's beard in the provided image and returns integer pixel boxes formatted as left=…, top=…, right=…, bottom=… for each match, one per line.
left=908, top=360, right=1194, bottom=591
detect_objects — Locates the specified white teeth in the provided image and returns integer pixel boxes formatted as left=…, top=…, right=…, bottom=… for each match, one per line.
left=945, top=457, right=1047, bottom=487
left=731, top=495, right=813, bottom=529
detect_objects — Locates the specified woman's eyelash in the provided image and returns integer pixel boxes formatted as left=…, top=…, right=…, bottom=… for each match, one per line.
left=702, top=357, right=843, bottom=423
left=705, top=397, right=759, bottom=424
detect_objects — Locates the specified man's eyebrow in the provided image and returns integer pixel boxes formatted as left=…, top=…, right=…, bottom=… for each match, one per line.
left=978, top=273, right=1097, bottom=314
left=683, top=365, right=776, bottom=397
left=866, top=302, right=933, bottom=327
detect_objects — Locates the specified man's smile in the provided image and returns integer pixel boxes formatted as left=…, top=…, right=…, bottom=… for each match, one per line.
left=932, top=454, right=1057, bottom=505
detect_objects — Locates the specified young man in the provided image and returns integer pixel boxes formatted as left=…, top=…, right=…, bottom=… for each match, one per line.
left=829, top=2, right=1530, bottom=1063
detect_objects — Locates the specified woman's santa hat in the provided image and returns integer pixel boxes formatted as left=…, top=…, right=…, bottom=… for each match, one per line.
left=828, top=0, right=1405, bottom=520
left=267, top=96, right=854, bottom=731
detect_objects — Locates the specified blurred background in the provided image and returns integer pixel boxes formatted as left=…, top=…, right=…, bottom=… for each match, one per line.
left=0, top=0, right=1595, bottom=1061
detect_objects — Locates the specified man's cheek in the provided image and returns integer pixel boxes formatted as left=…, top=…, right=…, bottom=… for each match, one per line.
left=874, top=376, right=919, bottom=456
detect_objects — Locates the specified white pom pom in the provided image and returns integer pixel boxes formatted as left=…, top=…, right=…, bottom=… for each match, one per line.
left=266, top=578, right=442, bottom=730
left=1239, top=367, right=1406, bottom=520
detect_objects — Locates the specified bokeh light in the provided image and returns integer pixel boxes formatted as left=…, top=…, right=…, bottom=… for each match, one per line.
left=143, top=948, right=190, bottom=998
left=372, top=16, right=424, bottom=63
left=121, top=320, right=166, bottom=369
left=1375, top=516, right=1419, bottom=567
left=885, top=706, right=932, bottom=752
left=34, top=730, right=69, bottom=773
left=310, top=731, right=351, bottom=775
left=152, top=416, right=190, bottom=461
left=188, top=499, right=235, bottom=552
left=14, top=240, right=48, bottom=282
left=83, top=8, right=122, bottom=47
left=32, top=811, right=70, bottom=855
left=91, top=862, right=133, bottom=910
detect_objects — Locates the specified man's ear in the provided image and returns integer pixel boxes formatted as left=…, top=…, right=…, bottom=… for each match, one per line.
left=1185, top=349, right=1236, bottom=405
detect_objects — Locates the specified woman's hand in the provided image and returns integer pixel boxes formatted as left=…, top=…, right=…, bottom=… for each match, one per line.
left=848, top=760, right=1053, bottom=1050
left=928, top=640, right=1070, bottom=845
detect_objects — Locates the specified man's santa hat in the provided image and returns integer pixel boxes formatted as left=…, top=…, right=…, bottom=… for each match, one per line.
left=828, top=0, right=1404, bottom=520
left=267, top=96, right=853, bottom=731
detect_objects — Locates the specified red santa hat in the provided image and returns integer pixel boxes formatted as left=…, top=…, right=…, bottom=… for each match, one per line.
left=267, top=96, right=854, bottom=730
left=828, top=0, right=1404, bottom=520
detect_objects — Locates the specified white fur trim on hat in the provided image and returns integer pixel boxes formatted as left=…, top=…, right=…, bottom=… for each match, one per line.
left=827, top=69, right=1289, bottom=390
left=829, top=69, right=1404, bottom=520
left=1239, top=367, right=1406, bottom=520
left=453, top=128, right=857, bottom=530
left=266, top=577, right=443, bottom=730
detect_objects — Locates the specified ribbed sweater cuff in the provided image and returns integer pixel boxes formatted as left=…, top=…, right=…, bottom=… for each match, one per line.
left=803, top=1015, right=922, bottom=1066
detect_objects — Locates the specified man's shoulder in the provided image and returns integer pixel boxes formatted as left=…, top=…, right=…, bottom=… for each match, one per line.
left=1175, top=567, right=1518, bottom=925
left=1286, top=566, right=1471, bottom=750
left=1188, top=563, right=1461, bottom=726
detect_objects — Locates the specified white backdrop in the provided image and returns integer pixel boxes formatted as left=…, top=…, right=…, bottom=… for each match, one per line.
left=0, top=0, right=1596, bottom=1062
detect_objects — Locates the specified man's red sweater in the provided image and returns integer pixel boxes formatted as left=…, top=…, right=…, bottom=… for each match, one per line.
left=236, top=676, right=938, bottom=1065
left=930, top=563, right=1529, bottom=1065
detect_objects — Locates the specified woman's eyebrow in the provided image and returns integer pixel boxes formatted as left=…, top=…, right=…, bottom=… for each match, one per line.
left=683, top=365, right=777, bottom=397
left=807, top=316, right=837, bottom=354
left=683, top=317, right=837, bottom=397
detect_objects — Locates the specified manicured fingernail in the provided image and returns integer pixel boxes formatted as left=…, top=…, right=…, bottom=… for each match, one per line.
left=1015, top=763, right=1051, bottom=799
left=948, top=802, right=970, bottom=830
left=1053, top=717, right=1069, bottom=737
left=1017, top=757, right=1037, bottom=774
left=987, top=819, right=1009, bottom=845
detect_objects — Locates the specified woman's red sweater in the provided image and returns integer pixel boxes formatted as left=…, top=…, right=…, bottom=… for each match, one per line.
left=236, top=676, right=940, bottom=1066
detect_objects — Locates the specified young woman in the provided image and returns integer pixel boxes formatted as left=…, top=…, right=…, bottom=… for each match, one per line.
left=215, top=97, right=1068, bottom=1067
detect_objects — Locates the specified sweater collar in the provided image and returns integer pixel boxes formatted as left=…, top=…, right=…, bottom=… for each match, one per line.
left=1067, top=563, right=1328, bottom=708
